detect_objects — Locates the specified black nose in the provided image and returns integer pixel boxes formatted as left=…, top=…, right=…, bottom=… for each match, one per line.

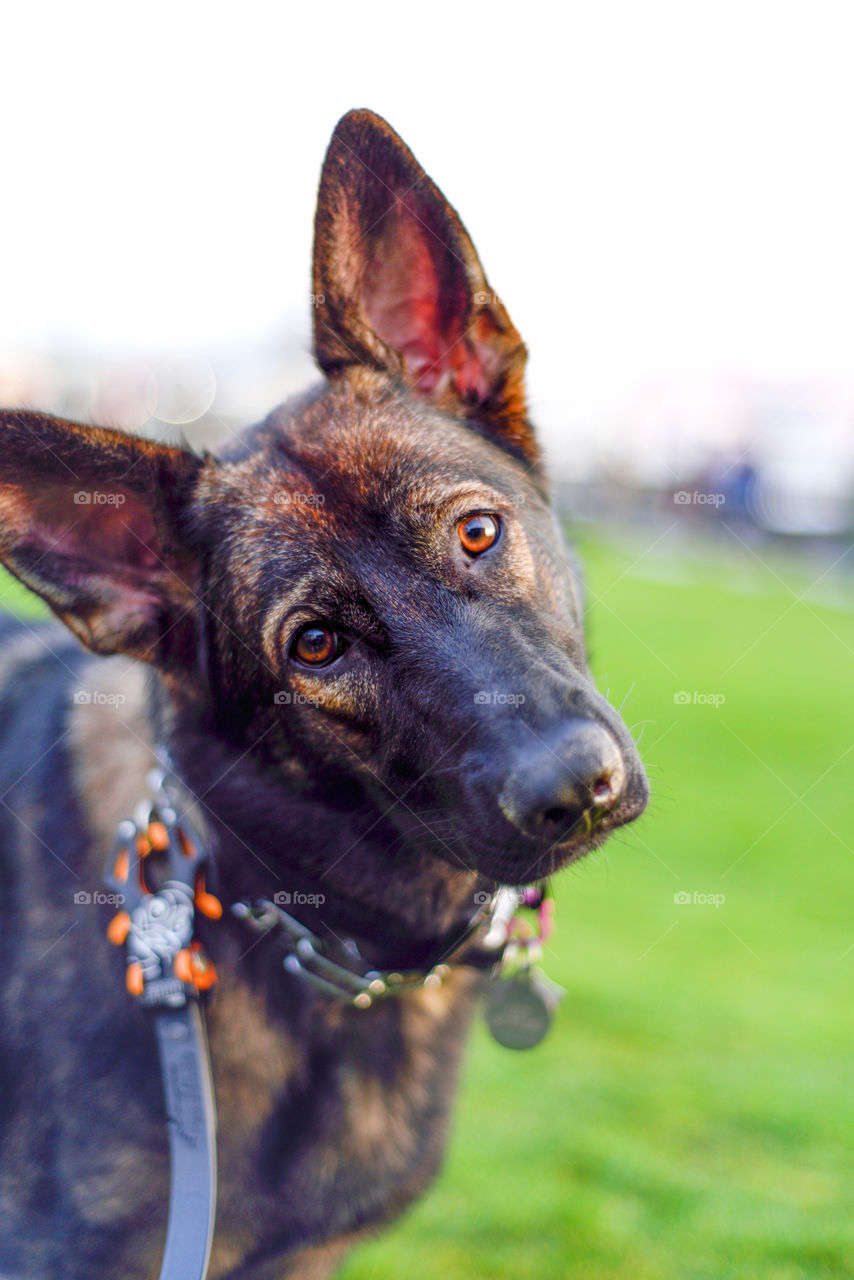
left=499, top=719, right=625, bottom=840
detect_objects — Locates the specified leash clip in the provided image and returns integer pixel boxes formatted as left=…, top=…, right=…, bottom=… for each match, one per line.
left=104, top=784, right=221, bottom=1007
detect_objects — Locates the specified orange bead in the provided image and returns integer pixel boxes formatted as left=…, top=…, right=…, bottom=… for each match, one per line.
left=174, top=949, right=193, bottom=983
left=113, top=847, right=129, bottom=883
left=107, top=911, right=130, bottom=946
left=177, top=829, right=196, bottom=859
left=190, top=947, right=217, bottom=991
left=195, top=890, right=222, bottom=920
left=126, top=963, right=144, bottom=997
left=147, top=821, right=170, bottom=851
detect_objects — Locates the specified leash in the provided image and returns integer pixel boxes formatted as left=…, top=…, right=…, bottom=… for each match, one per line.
left=102, top=753, right=565, bottom=1280
left=104, top=761, right=220, bottom=1280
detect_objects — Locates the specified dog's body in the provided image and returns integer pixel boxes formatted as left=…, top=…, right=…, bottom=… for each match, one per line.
left=0, top=112, right=648, bottom=1278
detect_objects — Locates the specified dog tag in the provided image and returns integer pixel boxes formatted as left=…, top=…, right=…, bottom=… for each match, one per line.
left=484, top=969, right=564, bottom=1050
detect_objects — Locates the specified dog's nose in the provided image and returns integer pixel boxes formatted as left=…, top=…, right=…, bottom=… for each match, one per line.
left=499, top=719, right=625, bottom=840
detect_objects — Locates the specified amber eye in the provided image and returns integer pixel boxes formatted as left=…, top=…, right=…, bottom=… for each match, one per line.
left=458, top=513, right=500, bottom=556
left=292, top=625, right=340, bottom=668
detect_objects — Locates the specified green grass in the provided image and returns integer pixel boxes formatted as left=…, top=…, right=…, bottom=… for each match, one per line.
left=337, top=528, right=854, bottom=1280
left=0, top=569, right=51, bottom=618
left=3, top=528, right=853, bottom=1278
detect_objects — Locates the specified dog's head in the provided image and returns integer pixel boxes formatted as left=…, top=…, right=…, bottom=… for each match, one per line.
left=0, top=110, right=647, bottom=886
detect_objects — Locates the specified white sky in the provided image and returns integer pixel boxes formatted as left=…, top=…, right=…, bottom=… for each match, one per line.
left=2, top=1, right=853, bottom=467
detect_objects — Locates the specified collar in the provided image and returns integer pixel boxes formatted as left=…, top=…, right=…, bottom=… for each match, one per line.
left=230, top=884, right=519, bottom=1007
left=109, top=744, right=519, bottom=1005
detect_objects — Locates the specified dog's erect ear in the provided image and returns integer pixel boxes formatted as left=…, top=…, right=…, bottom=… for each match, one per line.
left=312, top=109, right=538, bottom=468
left=0, top=412, right=203, bottom=668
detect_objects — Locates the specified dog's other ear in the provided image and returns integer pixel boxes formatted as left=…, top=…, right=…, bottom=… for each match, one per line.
left=312, top=109, right=538, bottom=468
left=0, top=411, right=203, bottom=669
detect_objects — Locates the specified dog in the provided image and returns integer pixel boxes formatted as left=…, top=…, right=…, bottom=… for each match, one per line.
left=0, top=109, right=649, bottom=1279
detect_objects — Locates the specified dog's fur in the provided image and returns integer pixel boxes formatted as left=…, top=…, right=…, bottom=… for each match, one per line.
left=0, top=110, right=648, bottom=1279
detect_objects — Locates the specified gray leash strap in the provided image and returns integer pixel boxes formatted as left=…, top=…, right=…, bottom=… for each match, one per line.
left=155, top=1004, right=217, bottom=1280
left=105, top=764, right=220, bottom=1280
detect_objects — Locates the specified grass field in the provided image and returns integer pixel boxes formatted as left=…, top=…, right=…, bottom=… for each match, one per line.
left=2, top=525, right=853, bottom=1279
left=337, top=526, right=854, bottom=1280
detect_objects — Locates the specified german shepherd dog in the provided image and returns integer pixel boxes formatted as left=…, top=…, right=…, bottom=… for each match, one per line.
left=0, top=110, right=648, bottom=1278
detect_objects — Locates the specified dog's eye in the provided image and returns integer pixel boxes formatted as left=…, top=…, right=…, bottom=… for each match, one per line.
left=291, top=625, right=342, bottom=668
left=458, top=513, right=500, bottom=556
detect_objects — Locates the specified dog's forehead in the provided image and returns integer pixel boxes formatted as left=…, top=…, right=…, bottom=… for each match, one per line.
left=207, top=378, right=536, bottom=543
left=193, top=376, right=580, bottom=642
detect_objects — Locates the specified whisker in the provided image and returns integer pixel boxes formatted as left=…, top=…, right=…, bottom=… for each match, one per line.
left=618, top=683, right=637, bottom=715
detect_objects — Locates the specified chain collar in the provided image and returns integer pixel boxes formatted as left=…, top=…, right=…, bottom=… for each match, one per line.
left=109, top=745, right=523, bottom=1009
left=231, top=887, right=519, bottom=1008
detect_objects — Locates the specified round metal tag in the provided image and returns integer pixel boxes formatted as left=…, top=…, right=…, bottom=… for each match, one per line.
left=484, top=974, right=553, bottom=1049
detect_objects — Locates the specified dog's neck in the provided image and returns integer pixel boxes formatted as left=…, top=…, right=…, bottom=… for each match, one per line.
left=71, top=655, right=483, bottom=957
left=166, top=719, right=483, bottom=953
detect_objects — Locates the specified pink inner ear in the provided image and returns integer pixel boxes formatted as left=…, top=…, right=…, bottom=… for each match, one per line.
left=33, top=484, right=162, bottom=575
left=363, top=203, right=469, bottom=394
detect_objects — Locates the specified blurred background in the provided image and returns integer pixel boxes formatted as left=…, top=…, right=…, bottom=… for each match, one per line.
left=2, top=3, right=853, bottom=1277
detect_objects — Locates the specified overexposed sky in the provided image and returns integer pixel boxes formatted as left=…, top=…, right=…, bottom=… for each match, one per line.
left=2, top=1, right=853, bottom=462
